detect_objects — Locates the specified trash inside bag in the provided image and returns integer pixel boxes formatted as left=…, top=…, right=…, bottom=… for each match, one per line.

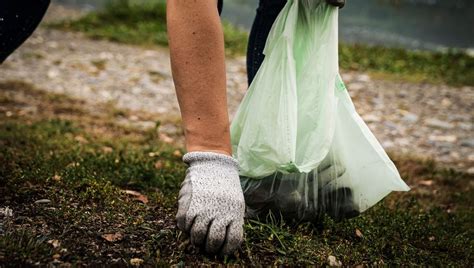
left=230, top=0, right=410, bottom=223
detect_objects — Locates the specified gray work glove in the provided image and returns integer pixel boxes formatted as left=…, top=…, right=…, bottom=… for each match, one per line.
left=176, top=151, right=245, bottom=255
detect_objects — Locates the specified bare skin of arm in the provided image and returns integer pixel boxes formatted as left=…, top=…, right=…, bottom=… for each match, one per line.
left=167, top=0, right=231, bottom=156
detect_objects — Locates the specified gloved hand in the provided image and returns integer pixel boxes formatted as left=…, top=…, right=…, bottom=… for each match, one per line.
left=326, top=0, right=345, bottom=8
left=176, top=151, right=245, bottom=255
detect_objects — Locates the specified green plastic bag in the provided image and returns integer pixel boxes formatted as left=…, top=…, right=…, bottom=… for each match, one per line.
left=230, top=0, right=410, bottom=222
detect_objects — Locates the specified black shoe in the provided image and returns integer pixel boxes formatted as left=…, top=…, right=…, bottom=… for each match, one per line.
left=0, top=0, right=51, bottom=63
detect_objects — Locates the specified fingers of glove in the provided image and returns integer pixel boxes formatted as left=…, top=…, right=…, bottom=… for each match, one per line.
left=220, top=220, right=244, bottom=256
left=205, top=220, right=228, bottom=254
left=190, top=216, right=211, bottom=247
left=178, top=179, right=191, bottom=199
left=176, top=186, right=193, bottom=231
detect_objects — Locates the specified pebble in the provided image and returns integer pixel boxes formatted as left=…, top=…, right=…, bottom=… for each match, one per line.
left=460, top=139, right=474, bottom=147
left=468, top=167, right=474, bottom=174
left=402, top=113, right=419, bottom=123
left=428, top=135, right=457, bottom=143
left=362, top=114, right=381, bottom=122
left=426, top=118, right=454, bottom=129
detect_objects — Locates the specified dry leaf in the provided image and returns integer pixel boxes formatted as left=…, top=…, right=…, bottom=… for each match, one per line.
left=52, top=254, right=61, bottom=259
left=48, top=239, right=61, bottom=248
left=429, top=236, right=435, bottom=241
left=102, top=232, right=123, bottom=242
left=123, top=190, right=149, bottom=204
left=74, top=135, right=88, bottom=144
left=355, top=229, right=363, bottom=238
left=418, top=180, right=434, bottom=186
left=102, top=146, right=113, bottom=153
left=52, top=174, right=62, bottom=182
left=159, top=133, right=174, bottom=144
left=154, top=160, right=164, bottom=169
left=173, top=150, right=182, bottom=158
left=327, top=255, right=342, bottom=267
left=130, top=258, right=144, bottom=266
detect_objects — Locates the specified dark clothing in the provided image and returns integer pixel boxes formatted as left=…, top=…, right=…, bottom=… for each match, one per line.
left=0, top=0, right=51, bottom=63
left=218, top=0, right=287, bottom=85
left=246, top=0, right=287, bottom=85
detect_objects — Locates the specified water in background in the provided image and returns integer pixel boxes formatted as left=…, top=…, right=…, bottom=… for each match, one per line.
left=53, top=0, right=474, bottom=52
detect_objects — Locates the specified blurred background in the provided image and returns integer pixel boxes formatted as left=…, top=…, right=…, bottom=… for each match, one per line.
left=1, top=0, right=473, bottom=266
left=55, top=0, right=474, bottom=52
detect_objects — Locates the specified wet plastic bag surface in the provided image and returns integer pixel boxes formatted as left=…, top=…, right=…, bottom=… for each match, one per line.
left=230, top=0, right=410, bottom=223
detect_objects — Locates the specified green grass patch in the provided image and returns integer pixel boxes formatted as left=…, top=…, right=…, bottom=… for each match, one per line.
left=48, top=0, right=247, bottom=56
left=1, top=114, right=472, bottom=265
left=339, top=43, right=474, bottom=86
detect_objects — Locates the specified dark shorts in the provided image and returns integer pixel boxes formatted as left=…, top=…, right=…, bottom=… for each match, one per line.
left=0, top=0, right=51, bottom=63
left=218, top=0, right=224, bottom=15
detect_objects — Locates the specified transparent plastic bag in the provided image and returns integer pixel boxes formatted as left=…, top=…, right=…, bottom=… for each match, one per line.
left=230, top=0, right=410, bottom=223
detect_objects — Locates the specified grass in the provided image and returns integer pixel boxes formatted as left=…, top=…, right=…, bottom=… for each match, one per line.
left=47, top=0, right=474, bottom=86
left=0, top=80, right=473, bottom=266
left=48, top=0, right=248, bottom=56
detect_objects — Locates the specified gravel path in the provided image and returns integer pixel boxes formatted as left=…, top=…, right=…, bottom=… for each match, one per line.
left=0, top=26, right=472, bottom=173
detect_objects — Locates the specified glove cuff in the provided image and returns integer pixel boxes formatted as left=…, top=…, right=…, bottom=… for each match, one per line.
left=183, top=151, right=239, bottom=170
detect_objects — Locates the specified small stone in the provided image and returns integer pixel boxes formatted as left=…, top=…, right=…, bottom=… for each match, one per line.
left=428, top=135, right=457, bottom=143
left=47, top=69, right=60, bottom=79
left=356, top=74, right=371, bottom=82
left=35, top=199, right=51, bottom=204
left=460, top=139, right=474, bottom=147
left=384, top=121, right=398, bottom=130
left=402, top=113, right=419, bottom=123
left=348, top=82, right=364, bottom=91
left=426, top=118, right=454, bottom=129
left=467, top=167, right=474, bottom=174
left=382, top=140, right=395, bottom=149
left=328, top=255, right=342, bottom=267
left=441, top=98, right=452, bottom=107
left=362, top=114, right=380, bottom=122
left=458, top=123, right=472, bottom=131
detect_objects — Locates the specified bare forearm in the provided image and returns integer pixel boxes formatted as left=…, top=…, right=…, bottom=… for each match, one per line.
left=167, top=0, right=231, bottom=155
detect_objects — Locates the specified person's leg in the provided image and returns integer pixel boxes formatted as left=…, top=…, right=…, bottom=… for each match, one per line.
left=246, top=0, right=287, bottom=86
